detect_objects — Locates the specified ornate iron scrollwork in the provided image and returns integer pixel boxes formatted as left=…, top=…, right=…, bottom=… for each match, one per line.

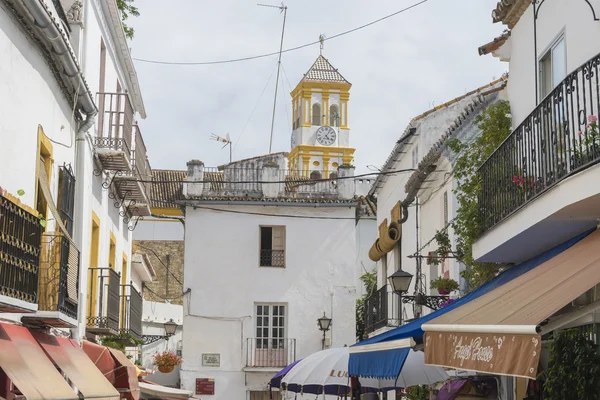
left=401, top=294, right=449, bottom=311
left=142, top=333, right=173, bottom=346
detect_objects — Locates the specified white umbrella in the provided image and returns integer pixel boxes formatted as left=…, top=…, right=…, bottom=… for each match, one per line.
left=281, top=347, right=448, bottom=395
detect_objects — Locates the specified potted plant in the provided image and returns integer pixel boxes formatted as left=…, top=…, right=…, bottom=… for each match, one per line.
left=430, top=277, right=459, bottom=295
left=152, top=351, right=183, bottom=373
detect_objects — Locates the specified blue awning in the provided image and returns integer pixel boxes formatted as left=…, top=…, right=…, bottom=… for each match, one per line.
left=349, top=229, right=594, bottom=379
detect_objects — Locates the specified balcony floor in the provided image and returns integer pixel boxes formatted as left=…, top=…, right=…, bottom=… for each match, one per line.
left=474, top=163, right=600, bottom=264
left=95, top=148, right=132, bottom=172
left=22, top=311, right=77, bottom=328
left=0, top=295, right=38, bottom=313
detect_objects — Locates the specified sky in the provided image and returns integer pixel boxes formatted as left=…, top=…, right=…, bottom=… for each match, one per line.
left=129, top=0, right=507, bottom=174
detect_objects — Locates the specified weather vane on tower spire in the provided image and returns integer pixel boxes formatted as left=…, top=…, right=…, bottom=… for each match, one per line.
left=319, top=34, right=325, bottom=55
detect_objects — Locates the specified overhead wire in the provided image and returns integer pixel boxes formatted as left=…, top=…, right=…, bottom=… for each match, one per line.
left=134, top=243, right=184, bottom=286
left=132, top=0, right=429, bottom=66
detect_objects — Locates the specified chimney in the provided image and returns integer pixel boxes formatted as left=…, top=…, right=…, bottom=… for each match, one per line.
left=183, top=160, right=204, bottom=197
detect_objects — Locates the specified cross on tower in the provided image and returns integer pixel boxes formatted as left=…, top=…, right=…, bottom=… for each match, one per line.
left=319, top=34, right=325, bottom=55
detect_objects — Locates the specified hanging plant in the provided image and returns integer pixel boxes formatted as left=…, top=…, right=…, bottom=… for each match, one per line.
left=153, top=351, right=183, bottom=373
left=430, top=277, right=459, bottom=295
left=406, top=385, right=429, bottom=400
left=543, top=328, right=600, bottom=399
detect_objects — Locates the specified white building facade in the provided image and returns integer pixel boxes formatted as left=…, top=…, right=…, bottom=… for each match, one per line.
left=179, top=55, right=360, bottom=400
left=364, top=78, right=508, bottom=342
left=0, top=0, right=152, bottom=350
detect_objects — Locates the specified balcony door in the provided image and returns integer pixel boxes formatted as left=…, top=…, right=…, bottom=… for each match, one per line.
left=255, top=304, right=286, bottom=367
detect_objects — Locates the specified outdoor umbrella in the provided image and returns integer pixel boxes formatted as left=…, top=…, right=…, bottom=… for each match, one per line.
left=280, top=347, right=448, bottom=396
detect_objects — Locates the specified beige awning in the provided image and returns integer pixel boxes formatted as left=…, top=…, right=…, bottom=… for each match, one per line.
left=31, top=330, right=120, bottom=400
left=423, top=229, right=600, bottom=379
left=0, top=323, right=79, bottom=400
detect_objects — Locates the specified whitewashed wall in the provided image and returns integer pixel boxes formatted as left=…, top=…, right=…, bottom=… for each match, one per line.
left=180, top=205, right=357, bottom=399
left=142, top=301, right=184, bottom=387
left=505, top=0, right=600, bottom=126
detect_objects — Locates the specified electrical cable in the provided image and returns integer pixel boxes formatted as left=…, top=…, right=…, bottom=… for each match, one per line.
left=131, top=168, right=420, bottom=185
left=132, top=0, right=429, bottom=66
left=184, top=205, right=358, bottom=220
left=144, top=286, right=189, bottom=301
left=134, top=243, right=184, bottom=286
left=234, top=61, right=279, bottom=152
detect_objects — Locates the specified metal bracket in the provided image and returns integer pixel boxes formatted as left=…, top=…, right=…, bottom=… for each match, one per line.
left=142, top=333, right=172, bottom=345
left=402, top=294, right=449, bottom=310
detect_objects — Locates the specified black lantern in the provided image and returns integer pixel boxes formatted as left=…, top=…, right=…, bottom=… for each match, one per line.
left=388, top=269, right=413, bottom=294
left=164, top=319, right=178, bottom=336
left=317, top=312, right=332, bottom=332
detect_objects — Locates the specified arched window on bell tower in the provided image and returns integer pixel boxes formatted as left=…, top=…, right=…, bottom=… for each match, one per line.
left=312, top=103, right=322, bottom=126
left=330, top=104, right=340, bottom=127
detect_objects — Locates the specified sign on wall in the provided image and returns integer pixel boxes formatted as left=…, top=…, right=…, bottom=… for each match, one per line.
left=196, top=378, right=215, bottom=395
left=202, top=353, right=220, bottom=367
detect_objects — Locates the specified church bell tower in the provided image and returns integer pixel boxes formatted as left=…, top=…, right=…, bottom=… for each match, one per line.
left=288, top=53, right=355, bottom=179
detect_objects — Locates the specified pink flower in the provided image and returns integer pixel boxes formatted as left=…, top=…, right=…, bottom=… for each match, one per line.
left=588, top=115, right=598, bottom=123
left=579, top=130, right=583, bottom=137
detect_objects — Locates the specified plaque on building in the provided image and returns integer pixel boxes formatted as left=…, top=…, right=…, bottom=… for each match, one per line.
left=202, top=353, right=220, bottom=367
left=196, top=378, right=215, bottom=395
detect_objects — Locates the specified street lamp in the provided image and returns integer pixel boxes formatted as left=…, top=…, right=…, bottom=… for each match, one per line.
left=317, top=312, right=332, bottom=350
left=388, top=270, right=414, bottom=294
left=164, top=319, right=178, bottom=336
left=142, top=319, right=179, bottom=345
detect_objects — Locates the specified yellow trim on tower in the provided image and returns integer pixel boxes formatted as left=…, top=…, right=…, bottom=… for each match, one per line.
left=323, top=156, right=330, bottom=178
left=322, top=90, right=330, bottom=127
left=291, top=81, right=351, bottom=98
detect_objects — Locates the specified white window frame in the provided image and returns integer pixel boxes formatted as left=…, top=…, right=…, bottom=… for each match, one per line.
left=255, top=303, right=287, bottom=349
left=539, top=30, right=567, bottom=100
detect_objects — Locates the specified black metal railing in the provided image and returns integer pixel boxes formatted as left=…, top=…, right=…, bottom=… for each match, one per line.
left=365, top=285, right=402, bottom=334
left=93, top=92, right=134, bottom=164
left=38, top=234, right=79, bottom=319
left=259, top=249, right=285, bottom=267
left=120, top=283, right=143, bottom=339
left=479, top=52, right=600, bottom=232
left=246, top=338, right=296, bottom=368
left=0, top=193, right=42, bottom=305
left=87, top=268, right=120, bottom=333
left=133, top=125, right=152, bottom=198
left=58, top=165, right=76, bottom=236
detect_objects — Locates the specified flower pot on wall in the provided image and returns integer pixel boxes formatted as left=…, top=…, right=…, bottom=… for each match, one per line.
left=158, top=365, right=174, bottom=373
left=437, top=288, right=449, bottom=295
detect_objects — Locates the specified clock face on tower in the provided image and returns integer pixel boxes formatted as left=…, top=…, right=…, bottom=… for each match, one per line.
left=316, top=126, right=337, bottom=146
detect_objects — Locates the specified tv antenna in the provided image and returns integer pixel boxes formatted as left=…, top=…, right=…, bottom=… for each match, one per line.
left=210, top=133, right=232, bottom=163
left=258, top=2, right=287, bottom=154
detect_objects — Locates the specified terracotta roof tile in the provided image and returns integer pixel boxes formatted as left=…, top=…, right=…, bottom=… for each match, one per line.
left=150, top=169, right=186, bottom=209
left=478, top=31, right=511, bottom=56
left=491, top=0, right=529, bottom=28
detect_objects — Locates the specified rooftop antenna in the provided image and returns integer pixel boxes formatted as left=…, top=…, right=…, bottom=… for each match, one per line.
left=258, top=2, right=287, bottom=154
left=210, top=133, right=232, bottom=163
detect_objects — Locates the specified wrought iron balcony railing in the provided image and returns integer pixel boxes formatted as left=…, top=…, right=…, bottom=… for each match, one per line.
left=93, top=92, right=134, bottom=170
left=38, top=234, right=79, bottom=319
left=87, top=268, right=120, bottom=334
left=120, top=284, right=143, bottom=339
left=479, top=52, right=600, bottom=233
left=0, top=192, right=43, bottom=307
left=364, top=285, right=402, bottom=334
left=246, top=338, right=296, bottom=368
left=259, top=249, right=285, bottom=267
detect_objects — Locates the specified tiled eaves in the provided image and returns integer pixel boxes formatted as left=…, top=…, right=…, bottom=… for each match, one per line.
left=478, top=30, right=511, bottom=56
left=369, top=76, right=509, bottom=197
left=180, top=196, right=357, bottom=205
left=492, top=0, right=529, bottom=28
left=403, top=81, right=507, bottom=204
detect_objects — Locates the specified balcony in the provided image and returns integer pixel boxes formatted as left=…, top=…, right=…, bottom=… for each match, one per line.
left=120, top=284, right=143, bottom=340
left=0, top=192, right=43, bottom=312
left=93, top=92, right=134, bottom=172
left=22, top=234, right=79, bottom=328
left=364, top=285, right=402, bottom=335
left=87, top=268, right=120, bottom=335
left=112, top=124, right=152, bottom=217
left=475, top=52, right=600, bottom=263
left=245, top=338, right=296, bottom=369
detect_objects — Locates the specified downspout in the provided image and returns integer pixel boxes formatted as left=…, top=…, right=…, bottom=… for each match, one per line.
left=19, top=0, right=97, bottom=342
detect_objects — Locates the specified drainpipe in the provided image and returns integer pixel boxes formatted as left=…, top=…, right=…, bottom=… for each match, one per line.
left=18, top=0, right=97, bottom=342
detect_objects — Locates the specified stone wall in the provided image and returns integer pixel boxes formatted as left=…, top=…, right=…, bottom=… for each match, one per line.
left=134, top=240, right=184, bottom=305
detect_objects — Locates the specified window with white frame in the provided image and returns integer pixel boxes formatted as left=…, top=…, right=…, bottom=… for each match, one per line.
left=259, top=226, right=286, bottom=267
left=255, top=304, right=286, bottom=349
left=540, top=33, right=566, bottom=99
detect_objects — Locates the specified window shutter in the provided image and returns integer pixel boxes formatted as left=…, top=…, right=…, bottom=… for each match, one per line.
left=272, top=226, right=285, bottom=251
